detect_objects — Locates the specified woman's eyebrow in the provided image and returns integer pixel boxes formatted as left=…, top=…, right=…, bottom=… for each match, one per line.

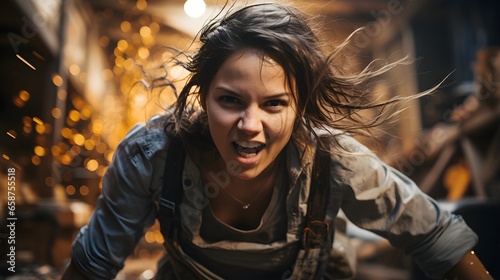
left=215, top=86, right=291, bottom=99
left=264, top=93, right=291, bottom=100
left=214, top=86, right=241, bottom=96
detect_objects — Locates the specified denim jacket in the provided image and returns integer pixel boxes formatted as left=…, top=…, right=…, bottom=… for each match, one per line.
left=71, top=114, right=477, bottom=279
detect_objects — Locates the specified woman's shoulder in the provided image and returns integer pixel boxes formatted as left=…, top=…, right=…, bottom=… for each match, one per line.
left=118, top=110, right=211, bottom=160
left=145, top=113, right=172, bottom=132
left=312, top=126, right=387, bottom=189
left=312, top=126, right=371, bottom=154
left=115, top=113, right=173, bottom=159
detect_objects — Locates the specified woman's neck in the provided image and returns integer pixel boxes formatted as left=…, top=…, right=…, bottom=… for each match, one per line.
left=201, top=149, right=283, bottom=229
left=213, top=150, right=281, bottom=192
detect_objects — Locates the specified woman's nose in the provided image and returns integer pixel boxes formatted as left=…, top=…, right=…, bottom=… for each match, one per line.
left=237, top=107, right=263, bottom=134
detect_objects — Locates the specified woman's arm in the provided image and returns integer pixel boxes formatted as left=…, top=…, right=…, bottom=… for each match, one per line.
left=444, top=251, right=493, bottom=280
left=65, top=118, right=169, bottom=279
left=61, top=259, right=87, bottom=280
left=327, top=134, right=486, bottom=279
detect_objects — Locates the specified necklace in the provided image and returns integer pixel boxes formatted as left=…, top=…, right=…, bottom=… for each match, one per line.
left=212, top=150, right=271, bottom=210
left=221, top=183, right=267, bottom=209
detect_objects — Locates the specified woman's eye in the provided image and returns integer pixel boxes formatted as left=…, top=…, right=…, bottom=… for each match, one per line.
left=219, top=96, right=240, bottom=104
left=266, top=100, right=287, bottom=107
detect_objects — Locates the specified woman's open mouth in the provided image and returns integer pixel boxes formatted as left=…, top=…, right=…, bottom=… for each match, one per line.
left=232, top=141, right=265, bottom=157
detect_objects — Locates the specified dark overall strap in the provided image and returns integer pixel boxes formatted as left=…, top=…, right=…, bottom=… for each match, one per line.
left=158, top=137, right=186, bottom=241
left=158, top=137, right=207, bottom=279
left=291, top=135, right=336, bottom=280
left=303, top=135, right=332, bottom=250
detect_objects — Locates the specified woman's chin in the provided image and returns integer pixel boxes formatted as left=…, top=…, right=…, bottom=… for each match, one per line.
left=231, top=169, right=262, bottom=181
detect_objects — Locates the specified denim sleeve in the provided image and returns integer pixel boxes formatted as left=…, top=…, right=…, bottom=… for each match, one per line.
left=330, top=136, right=478, bottom=279
left=71, top=116, right=168, bottom=279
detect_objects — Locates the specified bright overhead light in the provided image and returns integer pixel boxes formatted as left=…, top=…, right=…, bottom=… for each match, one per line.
left=184, top=0, right=206, bottom=18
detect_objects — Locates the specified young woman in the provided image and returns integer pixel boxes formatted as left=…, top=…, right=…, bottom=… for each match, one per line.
left=63, top=3, right=492, bottom=279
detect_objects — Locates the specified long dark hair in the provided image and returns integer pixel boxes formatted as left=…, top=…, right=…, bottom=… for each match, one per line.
left=159, top=2, right=436, bottom=150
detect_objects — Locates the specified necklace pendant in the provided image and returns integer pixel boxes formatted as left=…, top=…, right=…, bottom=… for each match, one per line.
left=242, top=204, right=250, bottom=209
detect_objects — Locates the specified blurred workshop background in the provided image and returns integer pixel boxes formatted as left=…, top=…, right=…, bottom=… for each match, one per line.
left=0, top=0, right=499, bottom=279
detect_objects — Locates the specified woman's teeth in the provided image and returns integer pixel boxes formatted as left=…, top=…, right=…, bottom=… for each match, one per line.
left=234, top=142, right=265, bottom=156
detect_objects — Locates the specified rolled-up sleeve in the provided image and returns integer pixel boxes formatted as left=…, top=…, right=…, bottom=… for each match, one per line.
left=330, top=136, right=478, bottom=279
left=71, top=116, right=168, bottom=279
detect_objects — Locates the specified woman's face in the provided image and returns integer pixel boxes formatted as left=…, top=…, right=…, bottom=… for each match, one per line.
left=204, top=49, right=297, bottom=180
